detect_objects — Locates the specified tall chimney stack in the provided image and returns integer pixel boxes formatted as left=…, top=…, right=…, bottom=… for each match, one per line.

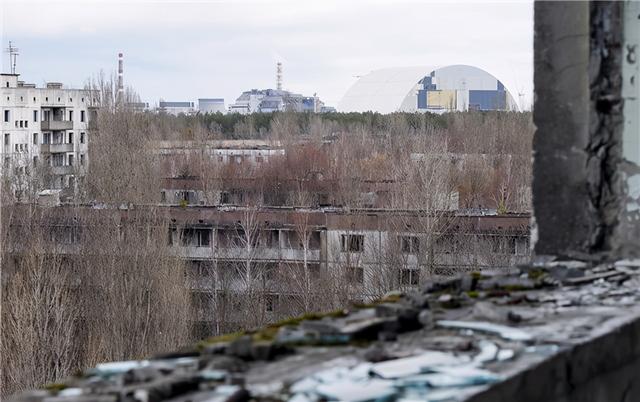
left=117, top=52, right=124, bottom=101
left=276, top=61, right=283, bottom=91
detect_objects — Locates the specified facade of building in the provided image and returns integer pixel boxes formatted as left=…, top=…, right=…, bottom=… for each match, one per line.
left=1, top=73, right=93, bottom=189
left=228, top=89, right=325, bottom=114
left=3, top=203, right=530, bottom=333
left=198, top=98, right=225, bottom=114
left=158, top=101, right=196, bottom=116
left=338, top=65, right=518, bottom=114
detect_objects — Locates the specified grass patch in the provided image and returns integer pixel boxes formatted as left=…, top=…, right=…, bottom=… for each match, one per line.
left=44, top=383, right=67, bottom=393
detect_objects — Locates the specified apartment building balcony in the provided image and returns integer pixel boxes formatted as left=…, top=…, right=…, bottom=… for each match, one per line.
left=217, top=247, right=282, bottom=261
left=51, top=165, right=73, bottom=175
left=41, top=120, right=73, bottom=131
left=173, top=246, right=215, bottom=259
left=280, top=248, right=321, bottom=262
left=40, top=143, right=73, bottom=153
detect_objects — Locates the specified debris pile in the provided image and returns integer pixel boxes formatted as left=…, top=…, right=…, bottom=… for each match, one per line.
left=12, top=259, right=640, bottom=402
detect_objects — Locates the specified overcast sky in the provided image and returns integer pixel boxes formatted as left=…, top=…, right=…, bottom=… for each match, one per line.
left=0, top=0, right=533, bottom=110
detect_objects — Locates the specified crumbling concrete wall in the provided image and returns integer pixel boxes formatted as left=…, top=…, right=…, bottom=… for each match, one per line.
left=533, top=1, right=626, bottom=260
left=467, top=305, right=640, bottom=402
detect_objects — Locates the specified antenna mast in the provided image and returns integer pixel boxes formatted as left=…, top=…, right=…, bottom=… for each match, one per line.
left=4, top=41, right=19, bottom=74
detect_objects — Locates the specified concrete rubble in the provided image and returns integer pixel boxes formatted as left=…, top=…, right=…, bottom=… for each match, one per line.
left=11, top=259, right=640, bottom=402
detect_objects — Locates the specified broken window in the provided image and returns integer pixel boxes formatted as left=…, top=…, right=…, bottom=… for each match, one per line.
left=180, top=228, right=211, bottom=247
left=50, top=225, right=82, bottom=244
left=264, top=293, right=277, bottom=312
left=168, top=227, right=177, bottom=245
left=399, top=268, right=420, bottom=286
left=341, top=234, right=364, bottom=252
left=261, top=229, right=280, bottom=248
left=400, top=235, right=420, bottom=254
left=52, top=153, right=64, bottom=167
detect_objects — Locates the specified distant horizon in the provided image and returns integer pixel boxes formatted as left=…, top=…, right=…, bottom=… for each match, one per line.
left=0, top=0, right=533, bottom=110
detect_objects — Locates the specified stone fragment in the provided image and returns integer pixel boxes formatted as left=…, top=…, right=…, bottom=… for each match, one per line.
left=203, top=356, right=247, bottom=373
left=300, top=319, right=340, bottom=335
left=371, top=351, right=465, bottom=379
left=473, top=340, right=499, bottom=364
left=316, top=379, right=395, bottom=402
left=123, top=367, right=166, bottom=385
left=437, top=320, right=533, bottom=342
left=460, top=274, right=475, bottom=292
left=377, top=331, right=397, bottom=342
left=497, top=349, right=515, bottom=361
left=93, top=361, right=147, bottom=378
left=437, top=294, right=461, bottom=309
left=472, top=301, right=507, bottom=322
left=57, top=389, right=82, bottom=397
left=250, top=342, right=290, bottom=361
left=548, top=265, right=585, bottom=282
left=422, top=335, right=472, bottom=352
left=564, top=270, right=621, bottom=285
left=405, top=291, right=430, bottom=309
left=199, top=369, right=228, bottom=382
left=226, top=336, right=253, bottom=360
left=614, top=258, right=640, bottom=268
left=363, top=343, right=391, bottom=362
left=224, top=388, right=250, bottom=402
left=418, top=310, right=434, bottom=328
left=340, top=317, right=398, bottom=341
left=375, top=303, right=420, bottom=332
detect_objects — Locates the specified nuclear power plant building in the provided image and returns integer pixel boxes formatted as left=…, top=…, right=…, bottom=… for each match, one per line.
left=338, top=65, right=518, bottom=114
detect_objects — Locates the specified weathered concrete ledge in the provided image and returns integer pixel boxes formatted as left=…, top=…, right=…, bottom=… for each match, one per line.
left=10, top=260, right=640, bottom=402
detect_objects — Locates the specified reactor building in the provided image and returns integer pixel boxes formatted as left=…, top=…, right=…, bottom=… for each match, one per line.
left=338, top=65, right=518, bottom=114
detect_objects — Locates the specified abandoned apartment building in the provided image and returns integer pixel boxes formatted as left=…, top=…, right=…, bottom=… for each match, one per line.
left=154, top=140, right=518, bottom=210
left=4, top=203, right=529, bottom=333
left=0, top=73, right=96, bottom=190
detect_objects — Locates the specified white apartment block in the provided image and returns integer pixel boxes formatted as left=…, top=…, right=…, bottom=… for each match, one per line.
left=1, top=73, right=94, bottom=190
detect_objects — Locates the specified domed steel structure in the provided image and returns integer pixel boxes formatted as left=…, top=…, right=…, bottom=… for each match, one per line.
left=338, top=65, right=518, bottom=113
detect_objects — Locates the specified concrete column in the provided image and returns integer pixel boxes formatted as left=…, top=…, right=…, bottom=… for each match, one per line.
left=533, top=1, right=592, bottom=257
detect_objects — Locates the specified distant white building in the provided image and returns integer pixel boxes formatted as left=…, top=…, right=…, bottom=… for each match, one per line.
left=1, top=73, right=93, bottom=190
left=228, top=89, right=325, bottom=114
left=198, top=98, right=225, bottom=114
left=158, top=101, right=196, bottom=116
